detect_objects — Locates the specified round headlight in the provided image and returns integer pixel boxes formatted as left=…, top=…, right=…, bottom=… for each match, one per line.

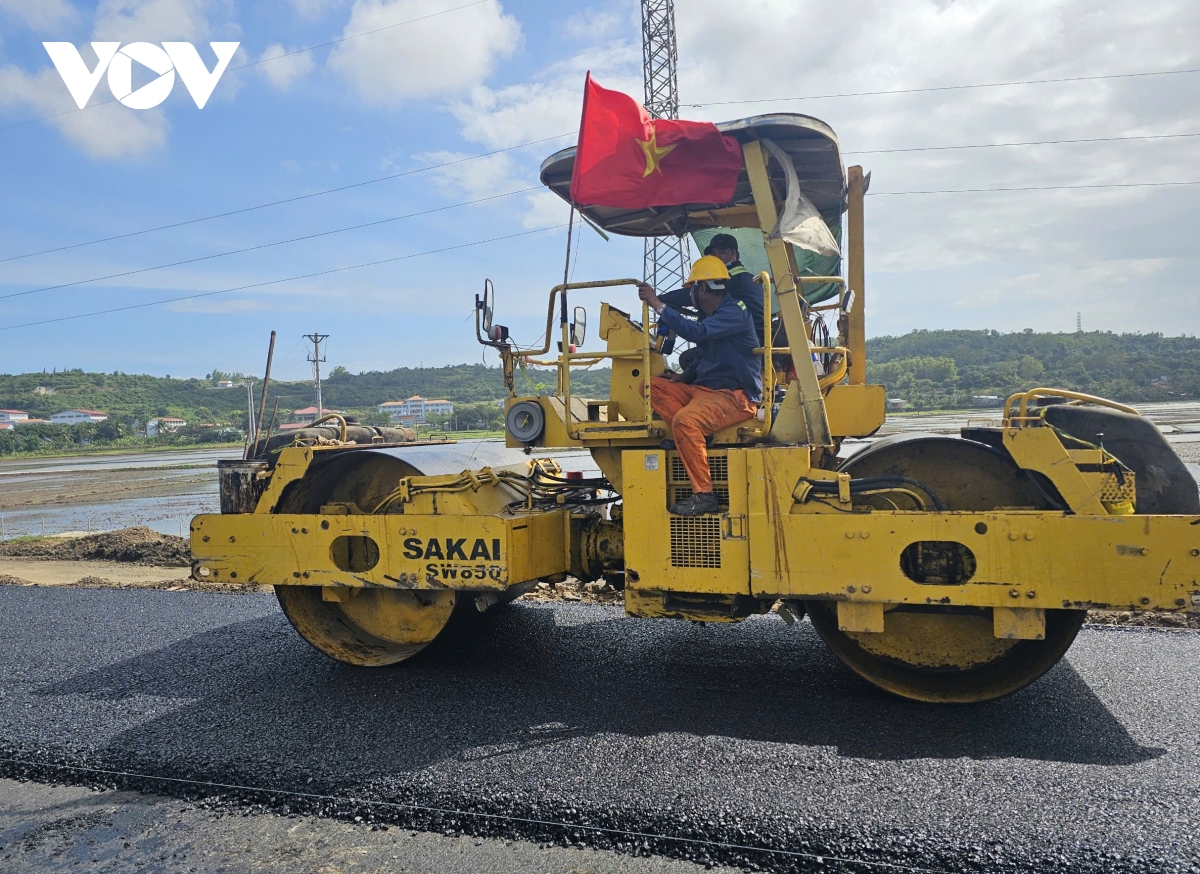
left=506, top=400, right=545, bottom=444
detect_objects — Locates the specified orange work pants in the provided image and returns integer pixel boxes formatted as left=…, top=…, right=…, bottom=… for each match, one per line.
left=647, top=376, right=757, bottom=492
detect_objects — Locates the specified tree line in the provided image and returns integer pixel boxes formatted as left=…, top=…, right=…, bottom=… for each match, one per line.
left=1, top=329, right=1193, bottom=453
left=864, top=329, right=1200, bottom=410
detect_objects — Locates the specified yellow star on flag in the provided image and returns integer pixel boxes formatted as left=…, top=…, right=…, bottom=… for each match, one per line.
left=638, top=129, right=676, bottom=178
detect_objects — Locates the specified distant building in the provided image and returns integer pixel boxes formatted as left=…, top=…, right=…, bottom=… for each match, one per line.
left=33, top=386, right=55, bottom=395
left=216, top=380, right=235, bottom=389
left=377, top=396, right=453, bottom=424
left=15, top=418, right=49, bottom=426
left=147, top=416, right=186, bottom=436
left=0, top=410, right=28, bottom=423
left=50, top=409, right=107, bottom=425
left=0, top=423, right=11, bottom=431
left=885, top=398, right=906, bottom=413
left=291, top=406, right=342, bottom=425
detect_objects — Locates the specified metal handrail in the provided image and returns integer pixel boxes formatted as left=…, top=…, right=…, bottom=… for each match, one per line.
left=307, top=413, right=349, bottom=443
left=1002, top=388, right=1140, bottom=426
left=560, top=279, right=650, bottom=440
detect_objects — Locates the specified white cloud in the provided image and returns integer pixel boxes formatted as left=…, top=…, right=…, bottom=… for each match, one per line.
left=289, top=0, right=347, bottom=18
left=449, top=40, right=638, bottom=148
left=0, top=64, right=169, bottom=159
left=0, top=0, right=77, bottom=30
left=521, top=189, right=569, bottom=229
left=0, top=0, right=244, bottom=159
left=327, top=0, right=522, bottom=105
left=561, top=6, right=627, bottom=41
left=419, top=150, right=517, bottom=200
left=433, top=0, right=1200, bottom=334
left=660, top=0, right=1200, bottom=333
left=93, top=0, right=217, bottom=42
left=259, top=43, right=314, bottom=90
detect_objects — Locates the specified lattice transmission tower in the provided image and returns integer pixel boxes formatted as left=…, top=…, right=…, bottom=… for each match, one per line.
left=641, top=0, right=691, bottom=291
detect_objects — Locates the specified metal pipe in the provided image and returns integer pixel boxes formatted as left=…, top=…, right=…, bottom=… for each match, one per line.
left=253, top=331, right=276, bottom=450
left=759, top=270, right=774, bottom=436
left=847, top=166, right=866, bottom=384
left=242, top=380, right=255, bottom=460
left=252, top=397, right=281, bottom=458
left=308, top=412, right=349, bottom=442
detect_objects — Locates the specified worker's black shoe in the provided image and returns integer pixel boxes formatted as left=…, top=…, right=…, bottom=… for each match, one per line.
left=669, top=492, right=719, bottom=516
left=660, top=436, right=713, bottom=451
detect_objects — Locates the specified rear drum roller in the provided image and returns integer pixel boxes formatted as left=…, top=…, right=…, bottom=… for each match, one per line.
left=808, top=434, right=1087, bottom=703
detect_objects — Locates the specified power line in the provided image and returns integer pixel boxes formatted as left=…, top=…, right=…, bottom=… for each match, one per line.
left=846, top=131, right=1200, bottom=155
left=686, top=66, right=1200, bottom=107
left=0, top=224, right=568, bottom=333
left=0, top=136, right=573, bottom=264
left=868, top=179, right=1200, bottom=196
left=3, top=127, right=1185, bottom=266
left=0, top=186, right=539, bottom=301
left=2, top=178, right=1192, bottom=331
left=0, top=0, right=490, bottom=135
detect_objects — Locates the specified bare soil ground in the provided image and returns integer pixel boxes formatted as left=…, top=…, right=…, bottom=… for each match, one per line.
left=0, top=468, right=211, bottom=512
left=0, top=529, right=1192, bottom=626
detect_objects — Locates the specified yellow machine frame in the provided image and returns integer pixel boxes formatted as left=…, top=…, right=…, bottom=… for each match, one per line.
left=191, top=130, right=1199, bottom=703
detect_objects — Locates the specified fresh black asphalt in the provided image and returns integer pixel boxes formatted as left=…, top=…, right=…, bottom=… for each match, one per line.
left=0, top=587, right=1195, bottom=873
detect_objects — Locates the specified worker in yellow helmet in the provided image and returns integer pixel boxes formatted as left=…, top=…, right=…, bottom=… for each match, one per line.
left=637, top=255, right=762, bottom=515
left=657, top=233, right=765, bottom=348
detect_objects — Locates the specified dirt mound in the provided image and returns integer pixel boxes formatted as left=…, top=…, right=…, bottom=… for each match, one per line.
left=0, top=527, right=191, bottom=567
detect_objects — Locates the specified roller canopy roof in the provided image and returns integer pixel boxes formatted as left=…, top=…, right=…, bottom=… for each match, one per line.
left=539, top=113, right=845, bottom=239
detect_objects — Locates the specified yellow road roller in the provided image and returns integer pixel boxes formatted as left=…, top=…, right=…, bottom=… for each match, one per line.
left=192, top=114, right=1200, bottom=702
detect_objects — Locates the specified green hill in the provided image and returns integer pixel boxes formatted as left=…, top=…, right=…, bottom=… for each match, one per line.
left=0, top=364, right=614, bottom=431
left=1, top=329, right=1194, bottom=453
left=865, top=330, right=1200, bottom=409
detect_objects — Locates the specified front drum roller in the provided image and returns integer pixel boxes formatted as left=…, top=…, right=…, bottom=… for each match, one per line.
left=276, top=586, right=457, bottom=667
left=807, top=434, right=1087, bottom=703
left=270, top=450, right=474, bottom=667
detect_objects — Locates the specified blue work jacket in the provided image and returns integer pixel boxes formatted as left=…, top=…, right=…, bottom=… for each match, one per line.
left=657, top=260, right=766, bottom=346
left=657, top=295, right=763, bottom=403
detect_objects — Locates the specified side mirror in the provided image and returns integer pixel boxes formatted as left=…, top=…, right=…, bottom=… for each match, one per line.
left=570, top=306, right=587, bottom=347
left=481, top=279, right=495, bottom=332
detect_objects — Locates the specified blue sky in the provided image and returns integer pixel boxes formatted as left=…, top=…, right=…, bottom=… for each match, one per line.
left=0, top=0, right=1197, bottom=381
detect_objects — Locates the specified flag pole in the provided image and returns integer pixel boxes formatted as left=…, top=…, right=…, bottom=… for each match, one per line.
left=560, top=205, right=575, bottom=331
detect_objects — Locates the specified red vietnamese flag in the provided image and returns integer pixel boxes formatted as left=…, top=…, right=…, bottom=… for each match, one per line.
left=569, top=74, right=743, bottom=209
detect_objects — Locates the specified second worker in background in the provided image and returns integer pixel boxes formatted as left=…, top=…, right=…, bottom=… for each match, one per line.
left=638, top=255, right=762, bottom=516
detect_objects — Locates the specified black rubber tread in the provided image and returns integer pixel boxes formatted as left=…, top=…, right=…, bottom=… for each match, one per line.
left=1043, top=405, right=1200, bottom=514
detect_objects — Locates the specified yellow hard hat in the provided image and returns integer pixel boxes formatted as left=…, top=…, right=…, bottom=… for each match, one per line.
left=683, top=255, right=730, bottom=286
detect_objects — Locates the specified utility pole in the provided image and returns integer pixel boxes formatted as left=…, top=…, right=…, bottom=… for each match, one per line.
left=304, top=333, right=329, bottom=415
left=244, top=379, right=256, bottom=440
left=641, top=0, right=690, bottom=292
